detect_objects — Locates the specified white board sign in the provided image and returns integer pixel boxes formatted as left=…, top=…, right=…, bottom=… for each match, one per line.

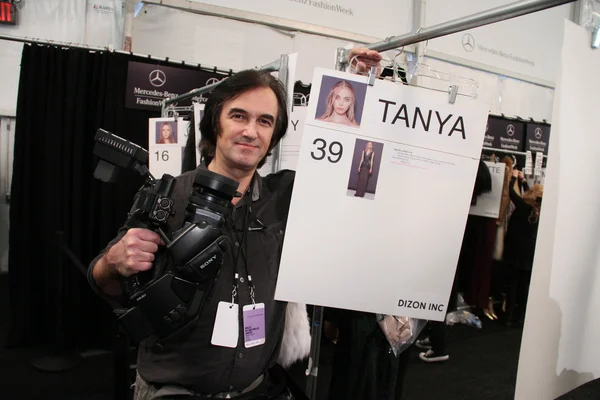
left=469, top=161, right=506, bottom=218
left=424, top=0, right=573, bottom=85
left=148, top=117, right=189, bottom=179
left=274, top=68, right=488, bottom=321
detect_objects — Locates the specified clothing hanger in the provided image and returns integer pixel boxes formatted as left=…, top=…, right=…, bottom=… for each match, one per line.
left=398, top=41, right=479, bottom=102
left=165, top=104, right=195, bottom=120
left=293, top=92, right=308, bottom=107
left=347, top=44, right=479, bottom=104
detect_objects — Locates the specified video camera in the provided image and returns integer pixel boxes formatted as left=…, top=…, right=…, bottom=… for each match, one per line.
left=93, top=129, right=239, bottom=350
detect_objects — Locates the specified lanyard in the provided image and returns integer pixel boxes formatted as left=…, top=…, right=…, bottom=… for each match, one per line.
left=229, top=203, right=257, bottom=305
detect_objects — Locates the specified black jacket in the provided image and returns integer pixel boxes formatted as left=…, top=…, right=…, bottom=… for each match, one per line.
left=503, top=177, right=539, bottom=271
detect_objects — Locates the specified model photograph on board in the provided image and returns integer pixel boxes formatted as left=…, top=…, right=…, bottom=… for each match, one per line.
left=315, top=76, right=367, bottom=128
left=155, top=121, right=178, bottom=144
left=347, top=139, right=384, bottom=200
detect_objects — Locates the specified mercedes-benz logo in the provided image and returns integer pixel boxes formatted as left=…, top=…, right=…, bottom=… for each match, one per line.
left=462, top=33, right=475, bottom=52
left=534, top=127, right=543, bottom=139
left=506, top=124, right=515, bottom=137
left=149, top=69, right=166, bottom=87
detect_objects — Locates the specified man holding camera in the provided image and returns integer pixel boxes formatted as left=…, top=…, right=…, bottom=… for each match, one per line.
left=88, top=47, right=382, bottom=400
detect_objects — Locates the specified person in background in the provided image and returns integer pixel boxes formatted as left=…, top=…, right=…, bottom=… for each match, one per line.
left=416, top=159, right=493, bottom=363
left=325, top=308, right=411, bottom=400
left=504, top=170, right=543, bottom=326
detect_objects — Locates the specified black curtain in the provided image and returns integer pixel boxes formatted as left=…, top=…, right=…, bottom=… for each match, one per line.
left=6, top=44, right=207, bottom=350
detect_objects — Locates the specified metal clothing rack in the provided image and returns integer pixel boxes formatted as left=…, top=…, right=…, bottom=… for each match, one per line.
left=482, top=146, right=548, bottom=158
left=160, top=54, right=291, bottom=174
left=489, top=113, right=550, bottom=127
left=304, top=1, right=577, bottom=398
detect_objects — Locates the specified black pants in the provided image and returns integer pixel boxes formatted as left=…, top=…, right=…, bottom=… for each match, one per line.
left=327, top=310, right=410, bottom=400
left=133, top=367, right=294, bottom=400
left=506, top=266, right=532, bottom=322
left=428, top=322, right=447, bottom=355
left=427, top=266, right=460, bottom=356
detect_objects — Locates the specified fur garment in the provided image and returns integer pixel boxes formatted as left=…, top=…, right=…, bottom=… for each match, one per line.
left=277, top=302, right=312, bottom=369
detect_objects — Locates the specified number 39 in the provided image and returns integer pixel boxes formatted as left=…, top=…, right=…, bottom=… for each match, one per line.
left=311, top=138, right=343, bottom=163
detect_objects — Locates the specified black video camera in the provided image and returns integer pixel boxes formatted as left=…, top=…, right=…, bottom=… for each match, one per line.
left=93, top=129, right=239, bottom=349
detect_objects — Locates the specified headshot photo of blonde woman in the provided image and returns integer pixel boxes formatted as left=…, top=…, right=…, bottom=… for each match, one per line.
left=315, top=76, right=367, bottom=128
left=155, top=121, right=178, bottom=144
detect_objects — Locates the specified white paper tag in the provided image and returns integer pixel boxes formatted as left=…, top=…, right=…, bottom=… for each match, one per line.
left=534, top=152, right=543, bottom=176
left=211, top=302, right=239, bottom=348
left=524, top=151, right=533, bottom=176
left=243, top=303, right=266, bottom=348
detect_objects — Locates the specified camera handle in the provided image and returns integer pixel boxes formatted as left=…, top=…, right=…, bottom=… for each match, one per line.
left=119, top=209, right=169, bottom=297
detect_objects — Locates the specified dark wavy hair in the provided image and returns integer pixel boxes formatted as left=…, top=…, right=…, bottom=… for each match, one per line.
left=197, top=69, right=289, bottom=169
left=471, top=160, right=493, bottom=205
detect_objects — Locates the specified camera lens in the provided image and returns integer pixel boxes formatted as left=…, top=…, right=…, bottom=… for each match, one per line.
left=188, top=169, right=239, bottom=217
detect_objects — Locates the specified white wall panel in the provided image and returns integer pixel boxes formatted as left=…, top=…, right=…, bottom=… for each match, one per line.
left=132, top=6, right=293, bottom=73
left=0, top=0, right=87, bottom=116
left=0, top=0, right=125, bottom=117
left=291, top=32, right=352, bottom=83
left=424, top=0, right=573, bottom=86
left=187, top=0, right=412, bottom=40
left=516, top=21, right=600, bottom=400
left=0, top=118, right=15, bottom=273
left=499, top=77, right=555, bottom=122
left=85, top=0, right=126, bottom=49
left=415, top=56, right=554, bottom=122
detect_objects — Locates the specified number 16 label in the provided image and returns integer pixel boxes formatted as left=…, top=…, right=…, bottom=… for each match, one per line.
left=149, top=145, right=182, bottom=178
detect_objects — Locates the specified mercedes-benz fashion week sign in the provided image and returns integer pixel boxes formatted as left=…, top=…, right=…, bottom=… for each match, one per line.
left=274, top=68, right=488, bottom=321
left=525, top=123, right=551, bottom=155
left=485, top=116, right=525, bottom=152
left=187, top=0, right=411, bottom=40
left=125, top=61, right=229, bottom=111
left=424, top=0, right=572, bottom=84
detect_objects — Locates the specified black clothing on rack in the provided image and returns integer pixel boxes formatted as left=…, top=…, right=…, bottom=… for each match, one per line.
left=503, top=177, right=538, bottom=272
left=503, top=176, right=539, bottom=324
left=326, top=310, right=409, bottom=400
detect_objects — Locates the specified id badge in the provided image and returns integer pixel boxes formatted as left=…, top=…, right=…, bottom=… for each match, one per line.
left=211, top=302, right=239, bottom=348
left=243, top=303, right=266, bottom=348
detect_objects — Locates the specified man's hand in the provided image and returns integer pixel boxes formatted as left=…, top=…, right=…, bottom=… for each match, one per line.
left=106, top=228, right=164, bottom=277
left=348, top=47, right=383, bottom=75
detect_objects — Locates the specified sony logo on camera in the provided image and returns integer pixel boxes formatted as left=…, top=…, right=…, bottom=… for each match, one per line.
left=200, top=254, right=217, bottom=270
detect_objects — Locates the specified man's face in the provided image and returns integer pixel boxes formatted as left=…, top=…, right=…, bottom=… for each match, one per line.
left=215, top=87, right=278, bottom=171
